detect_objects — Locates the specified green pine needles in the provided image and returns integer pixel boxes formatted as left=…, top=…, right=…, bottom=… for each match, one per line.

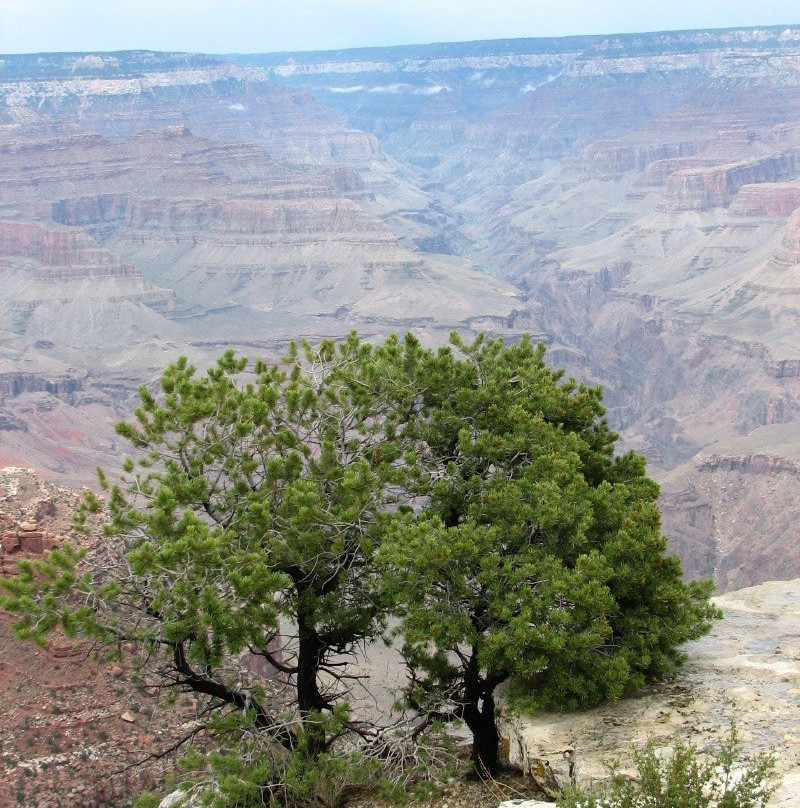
left=1, top=332, right=720, bottom=805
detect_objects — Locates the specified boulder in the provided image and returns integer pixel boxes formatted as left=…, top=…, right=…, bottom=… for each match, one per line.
left=497, top=802, right=554, bottom=808
left=42, top=534, right=60, bottom=551
left=48, top=640, right=82, bottom=658
left=19, top=531, right=44, bottom=554
left=159, top=787, right=214, bottom=807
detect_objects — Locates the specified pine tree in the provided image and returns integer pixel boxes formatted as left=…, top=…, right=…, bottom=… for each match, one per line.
left=1, top=333, right=421, bottom=801
left=380, top=333, right=719, bottom=775
left=2, top=331, right=719, bottom=795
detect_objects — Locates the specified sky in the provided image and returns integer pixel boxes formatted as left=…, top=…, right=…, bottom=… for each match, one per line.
left=1, top=0, right=799, bottom=56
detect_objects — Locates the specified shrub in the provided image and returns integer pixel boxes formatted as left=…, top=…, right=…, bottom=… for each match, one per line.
left=558, top=724, right=775, bottom=808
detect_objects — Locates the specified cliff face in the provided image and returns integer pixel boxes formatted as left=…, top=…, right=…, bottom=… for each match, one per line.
left=0, top=371, right=83, bottom=400
left=659, top=423, right=800, bottom=591
left=773, top=208, right=800, bottom=264
left=662, top=151, right=800, bottom=211
left=119, top=197, right=392, bottom=237
left=0, top=218, right=175, bottom=337
left=4, top=32, right=800, bottom=586
left=252, top=29, right=800, bottom=163
left=0, top=219, right=138, bottom=274
left=583, top=140, right=699, bottom=177
left=0, top=106, right=519, bottom=348
left=0, top=64, right=381, bottom=165
left=730, top=181, right=800, bottom=216
left=0, top=53, right=528, bottom=486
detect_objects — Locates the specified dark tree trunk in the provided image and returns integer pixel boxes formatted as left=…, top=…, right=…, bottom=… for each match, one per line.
left=461, top=647, right=502, bottom=777
left=297, top=612, right=327, bottom=756
left=463, top=693, right=500, bottom=776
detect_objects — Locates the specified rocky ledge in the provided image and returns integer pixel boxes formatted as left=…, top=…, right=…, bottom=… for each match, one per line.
left=0, top=465, right=79, bottom=576
left=497, top=579, right=800, bottom=805
left=0, top=466, right=202, bottom=807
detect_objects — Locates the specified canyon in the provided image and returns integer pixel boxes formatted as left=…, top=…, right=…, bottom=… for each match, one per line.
left=243, top=27, right=800, bottom=593
left=2, top=29, right=800, bottom=589
left=4, top=23, right=800, bottom=807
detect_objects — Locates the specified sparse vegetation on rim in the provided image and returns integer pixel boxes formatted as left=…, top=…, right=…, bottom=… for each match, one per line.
left=557, top=723, right=775, bottom=808
left=2, top=332, right=718, bottom=806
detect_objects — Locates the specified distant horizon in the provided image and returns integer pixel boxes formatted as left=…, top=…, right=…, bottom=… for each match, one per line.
left=2, top=20, right=800, bottom=61
left=1, top=0, right=798, bottom=57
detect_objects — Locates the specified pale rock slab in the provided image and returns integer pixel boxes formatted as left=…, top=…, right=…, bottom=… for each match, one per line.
left=497, top=579, right=800, bottom=804
left=496, top=801, right=554, bottom=808
left=160, top=787, right=215, bottom=807
left=774, top=771, right=800, bottom=808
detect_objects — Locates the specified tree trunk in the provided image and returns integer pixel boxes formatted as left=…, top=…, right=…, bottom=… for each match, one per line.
left=464, top=693, right=500, bottom=776
left=297, top=612, right=327, bottom=756
left=461, top=647, right=502, bottom=776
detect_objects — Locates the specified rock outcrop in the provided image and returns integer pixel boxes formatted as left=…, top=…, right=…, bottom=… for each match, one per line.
left=0, top=466, right=74, bottom=575
left=0, top=467, right=204, bottom=807
left=0, top=218, right=176, bottom=340
left=0, top=220, right=123, bottom=268
left=119, top=197, right=392, bottom=239
left=497, top=579, right=800, bottom=805
left=773, top=208, right=800, bottom=265
left=660, top=423, right=800, bottom=591
left=0, top=63, right=381, bottom=165
left=583, top=140, right=699, bottom=177
left=730, top=181, right=800, bottom=217
left=662, top=151, right=800, bottom=211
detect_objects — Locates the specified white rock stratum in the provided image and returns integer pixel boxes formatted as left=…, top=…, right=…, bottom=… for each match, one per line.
left=497, top=579, right=800, bottom=805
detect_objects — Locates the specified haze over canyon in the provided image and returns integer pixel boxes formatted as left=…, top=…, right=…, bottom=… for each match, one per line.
left=3, top=25, right=800, bottom=598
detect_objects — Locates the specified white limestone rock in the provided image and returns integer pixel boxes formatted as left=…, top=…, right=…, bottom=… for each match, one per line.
left=497, top=801, right=554, bottom=808
left=497, top=579, right=800, bottom=803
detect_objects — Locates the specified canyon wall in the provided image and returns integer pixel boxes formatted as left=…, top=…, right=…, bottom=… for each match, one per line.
left=4, top=31, right=800, bottom=587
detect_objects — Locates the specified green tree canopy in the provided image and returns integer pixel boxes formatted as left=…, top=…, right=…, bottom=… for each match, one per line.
left=1, top=331, right=719, bottom=801
left=2, top=334, right=422, bottom=804
left=380, top=333, right=719, bottom=775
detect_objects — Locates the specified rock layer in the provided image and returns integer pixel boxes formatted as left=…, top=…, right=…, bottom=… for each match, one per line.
left=498, top=579, right=800, bottom=805
left=4, top=33, right=800, bottom=588
left=660, top=423, right=800, bottom=591
left=0, top=467, right=69, bottom=575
